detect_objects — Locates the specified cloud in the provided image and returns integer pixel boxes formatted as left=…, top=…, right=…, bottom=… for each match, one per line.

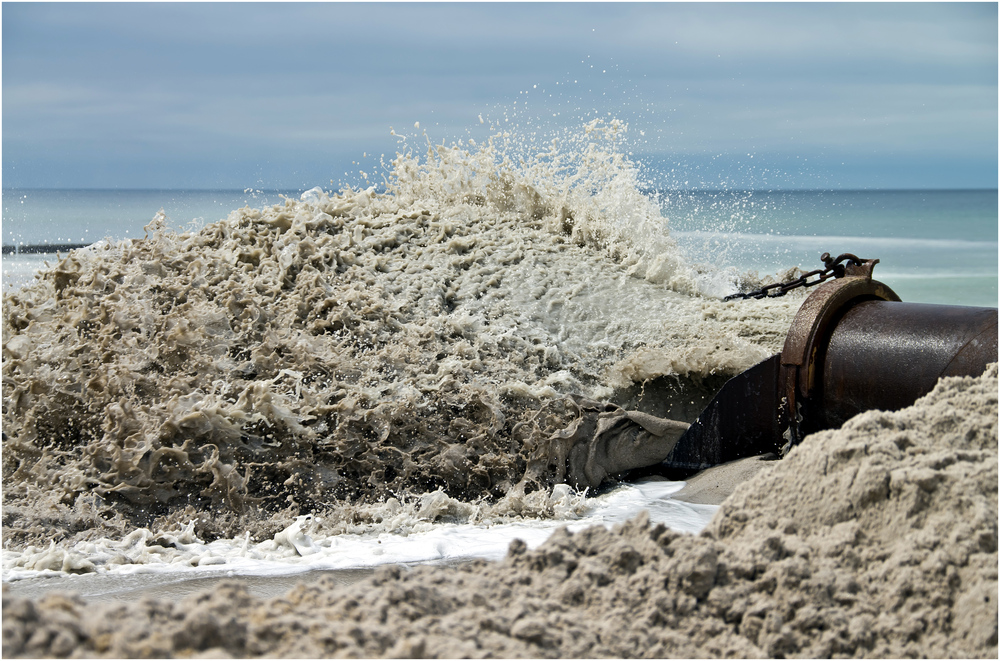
left=3, top=3, right=996, bottom=189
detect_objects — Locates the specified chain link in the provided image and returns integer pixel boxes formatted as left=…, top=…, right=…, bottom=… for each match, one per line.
left=724, top=252, right=866, bottom=301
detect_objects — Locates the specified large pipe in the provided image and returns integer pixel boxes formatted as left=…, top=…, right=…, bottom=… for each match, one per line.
left=779, top=274, right=998, bottom=443
left=816, top=301, right=997, bottom=430
left=660, top=269, right=998, bottom=476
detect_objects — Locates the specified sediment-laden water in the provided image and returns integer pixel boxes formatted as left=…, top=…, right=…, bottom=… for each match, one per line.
left=2, top=123, right=995, bottom=658
left=2, top=124, right=797, bottom=552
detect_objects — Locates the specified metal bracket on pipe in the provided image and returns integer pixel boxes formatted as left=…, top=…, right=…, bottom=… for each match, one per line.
left=778, top=271, right=901, bottom=446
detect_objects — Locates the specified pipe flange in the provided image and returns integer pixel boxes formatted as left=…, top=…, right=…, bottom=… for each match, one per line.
left=779, top=275, right=901, bottom=446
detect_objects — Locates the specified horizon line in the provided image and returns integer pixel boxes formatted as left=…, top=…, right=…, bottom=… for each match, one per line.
left=3, top=186, right=998, bottom=194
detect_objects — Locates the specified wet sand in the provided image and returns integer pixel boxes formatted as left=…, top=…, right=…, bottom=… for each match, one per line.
left=669, top=455, right=777, bottom=505
left=1, top=138, right=801, bottom=551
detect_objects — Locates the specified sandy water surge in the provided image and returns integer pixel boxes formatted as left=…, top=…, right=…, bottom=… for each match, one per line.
left=4, top=125, right=995, bottom=657
left=2, top=125, right=796, bottom=548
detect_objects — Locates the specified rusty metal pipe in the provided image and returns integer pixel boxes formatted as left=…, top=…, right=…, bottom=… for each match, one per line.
left=659, top=269, right=998, bottom=477
left=815, top=300, right=998, bottom=430
left=780, top=275, right=998, bottom=443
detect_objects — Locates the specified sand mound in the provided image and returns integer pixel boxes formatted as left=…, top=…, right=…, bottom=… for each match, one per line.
left=5, top=365, right=995, bottom=658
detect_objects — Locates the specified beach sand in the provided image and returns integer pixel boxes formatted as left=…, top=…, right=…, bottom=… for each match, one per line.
left=4, top=365, right=996, bottom=658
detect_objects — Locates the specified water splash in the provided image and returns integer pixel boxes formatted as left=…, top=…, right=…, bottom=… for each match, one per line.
left=2, top=121, right=799, bottom=550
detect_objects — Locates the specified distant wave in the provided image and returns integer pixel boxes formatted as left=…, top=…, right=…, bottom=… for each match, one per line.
left=865, top=271, right=998, bottom=280
left=672, top=230, right=997, bottom=251
left=2, top=243, right=92, bottom=255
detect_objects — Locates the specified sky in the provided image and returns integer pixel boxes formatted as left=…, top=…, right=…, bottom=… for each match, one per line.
left=2, top=2, right=997, bottom=191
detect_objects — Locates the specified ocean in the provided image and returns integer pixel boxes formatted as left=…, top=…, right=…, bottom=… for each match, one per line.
left=5, top=187, right=996, bottom=306
left=664, top=188, right=998, bottom=307
left=1, top=189, right=294, bottom=291
left=2, top=133, right=997, bottom=602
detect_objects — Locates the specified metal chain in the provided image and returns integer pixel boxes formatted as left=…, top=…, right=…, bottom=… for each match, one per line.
left=724, top=252, right=866, bottom=301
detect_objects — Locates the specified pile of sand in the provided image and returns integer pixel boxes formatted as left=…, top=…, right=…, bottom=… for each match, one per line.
left=5, top=365, right=995, bottom=658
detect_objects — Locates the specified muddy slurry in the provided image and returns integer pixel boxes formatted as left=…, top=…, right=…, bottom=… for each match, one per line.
left=3, top=367, right=997, bottom=658
left=2, top=125, right=797, bottom=545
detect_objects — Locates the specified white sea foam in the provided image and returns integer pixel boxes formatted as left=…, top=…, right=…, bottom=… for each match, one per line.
left=2, top=479, right=717, bottom=583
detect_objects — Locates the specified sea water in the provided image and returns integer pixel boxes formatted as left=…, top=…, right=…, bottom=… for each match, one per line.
left=664, top=188, right=998, bottom=307
left=5, top=188, right=996, bottom=306
left=3, top=480, right=718, bottom=597
left=1, top=188, right=293, bottom=291
left=1, top=139, right=997, bottom=597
